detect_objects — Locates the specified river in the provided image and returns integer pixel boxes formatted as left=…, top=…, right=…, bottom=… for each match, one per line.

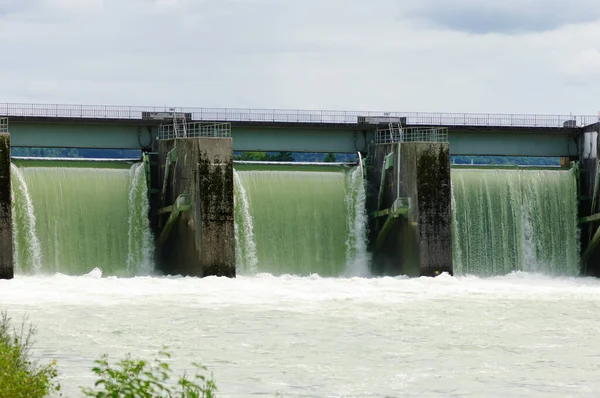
left=1, top=271, right=599, bottom=397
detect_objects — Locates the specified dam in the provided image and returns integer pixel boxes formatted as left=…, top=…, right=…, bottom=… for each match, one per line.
left=0, top=104, right=599, bottom=279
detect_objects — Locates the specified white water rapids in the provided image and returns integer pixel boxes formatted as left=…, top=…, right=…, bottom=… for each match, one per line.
left=2, top=273, right=600, bottom=397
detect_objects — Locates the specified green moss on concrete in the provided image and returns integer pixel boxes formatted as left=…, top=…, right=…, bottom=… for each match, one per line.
left=157, top=138, right=235, bottom=278
left=417, top=144, right=451, bottom=227
left=197, top=149, right=235, bottom=277
left=415, top=143, right=452, bottom=276
left=0, top=135, right=10, bottom=177
left=198, top=152, right=234, bottom=222
left=368, top=142, right=452, bottom=277
left=0, top=134, right=13, bottom=279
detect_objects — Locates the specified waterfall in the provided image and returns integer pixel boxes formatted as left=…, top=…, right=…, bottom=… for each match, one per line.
left=233, top=163, right=370, bottom=276
left=451, top=168, right=579, bottom=276
left=126, top=163, right=155, bottom=275
left=344, top=161, right=370, bottom=276
left=10, top=163, right=42, bottom=272
left=11, top=161, right=154, bottom=275
left=233, top=169, right=258, bottom=273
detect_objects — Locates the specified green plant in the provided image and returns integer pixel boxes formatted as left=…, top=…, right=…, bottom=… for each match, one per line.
left=81, top=348, right=217, bottom=398
left=0, top=312, right=60, bottom=398
left=324, top=153, right=337, bottom=163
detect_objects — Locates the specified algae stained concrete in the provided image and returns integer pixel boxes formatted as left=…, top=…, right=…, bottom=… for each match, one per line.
left=369, top=142, right=452, bottom=276
left=158, top=137, right=235, bottom=277
left=0, top=133, right=12, bottom=279
left=401, top=142, right=453, bottom=276
left=368, top=143, right=414, bottom=276
left=580, top=126, right=600, bottom=275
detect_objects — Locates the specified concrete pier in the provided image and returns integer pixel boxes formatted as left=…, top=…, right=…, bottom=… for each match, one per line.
left=369, top=141, right=452, bottom=276
left=157, top=137, right=235, bottom=277
left=403, top=143, right=452, bottom=276
left=579, top=122, right=600, bottom=275
left=0, top=133, right=12, bottom=279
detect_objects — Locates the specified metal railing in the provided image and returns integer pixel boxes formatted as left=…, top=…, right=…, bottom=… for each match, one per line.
left=0, top=117, right=7, bottom=133
left=0, top=102, right=597, bottom=128
left=375, top=126, right=448, bottom=145
left=158, top=122, right=231, bottom=140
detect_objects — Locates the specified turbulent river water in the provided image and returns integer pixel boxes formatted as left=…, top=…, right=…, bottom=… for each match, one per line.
left=2, top=272, right=600, bottom=397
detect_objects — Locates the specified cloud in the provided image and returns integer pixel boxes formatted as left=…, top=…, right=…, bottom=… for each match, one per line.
left=0, top=0, right=103, bottom=22
left=402, top=0, right=600, bottom=34
left=563, top=47, right=600, bottom=81
left=48, top=0, right=104, bottom=13
left=0, top=0, right=38, bottom=16
left=0, top=1, right=599, bottom=115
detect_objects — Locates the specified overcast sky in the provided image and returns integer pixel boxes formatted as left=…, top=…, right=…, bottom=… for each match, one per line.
left=0, top=0, right=599, bottom=114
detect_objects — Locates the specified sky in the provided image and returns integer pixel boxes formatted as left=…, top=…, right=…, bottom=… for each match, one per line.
left=0, top=0, right=599, bottom=114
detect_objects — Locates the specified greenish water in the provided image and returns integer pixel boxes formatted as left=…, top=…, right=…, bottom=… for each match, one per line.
left=10, top=158, right=579, bottom=278
left=451, top=168, right=580, bottom=276
left=234, top=164, right=369, bottom=276
left=11, top=162, right=153, bottom=275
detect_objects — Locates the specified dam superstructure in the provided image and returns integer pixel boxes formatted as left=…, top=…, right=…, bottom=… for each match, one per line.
left=0, top=104, right=599, bottom=279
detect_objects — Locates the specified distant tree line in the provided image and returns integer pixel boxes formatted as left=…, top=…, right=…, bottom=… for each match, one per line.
left=11, top=148, right=82, bottom=158
left=234, top=152, right=560, bottom=166
left=11, top=148, right=557, bottom=166
left=451, top=156, right=560, bottom=166
left=234, top=151, right=358, bottom=163
left=11, top=148, right=141, bottom=159
left=234, top=151, right=294, bottom=161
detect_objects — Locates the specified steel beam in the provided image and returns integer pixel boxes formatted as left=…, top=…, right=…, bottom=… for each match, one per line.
left=4, top=118, right=583, bottom=157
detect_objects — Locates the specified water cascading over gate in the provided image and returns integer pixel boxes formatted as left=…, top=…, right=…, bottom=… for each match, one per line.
left=451, top=168, right=580, bottom=276
left=234, top=163, right=369, bottom=276
left=11, top=160, right=154, bottom=275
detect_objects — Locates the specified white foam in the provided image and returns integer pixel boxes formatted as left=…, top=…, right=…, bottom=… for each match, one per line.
left=2, top=273, right=600, bottom=396
left=86, top=267, right=103, bottom=278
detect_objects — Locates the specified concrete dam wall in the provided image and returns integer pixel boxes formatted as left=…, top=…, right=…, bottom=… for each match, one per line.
left=0, top=130, right=585, bottom=279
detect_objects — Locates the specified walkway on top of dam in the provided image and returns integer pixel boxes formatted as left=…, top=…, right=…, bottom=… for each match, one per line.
left=1, top=102, right=597, bottom=128
left=1, top=102, right=599, bottom=156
